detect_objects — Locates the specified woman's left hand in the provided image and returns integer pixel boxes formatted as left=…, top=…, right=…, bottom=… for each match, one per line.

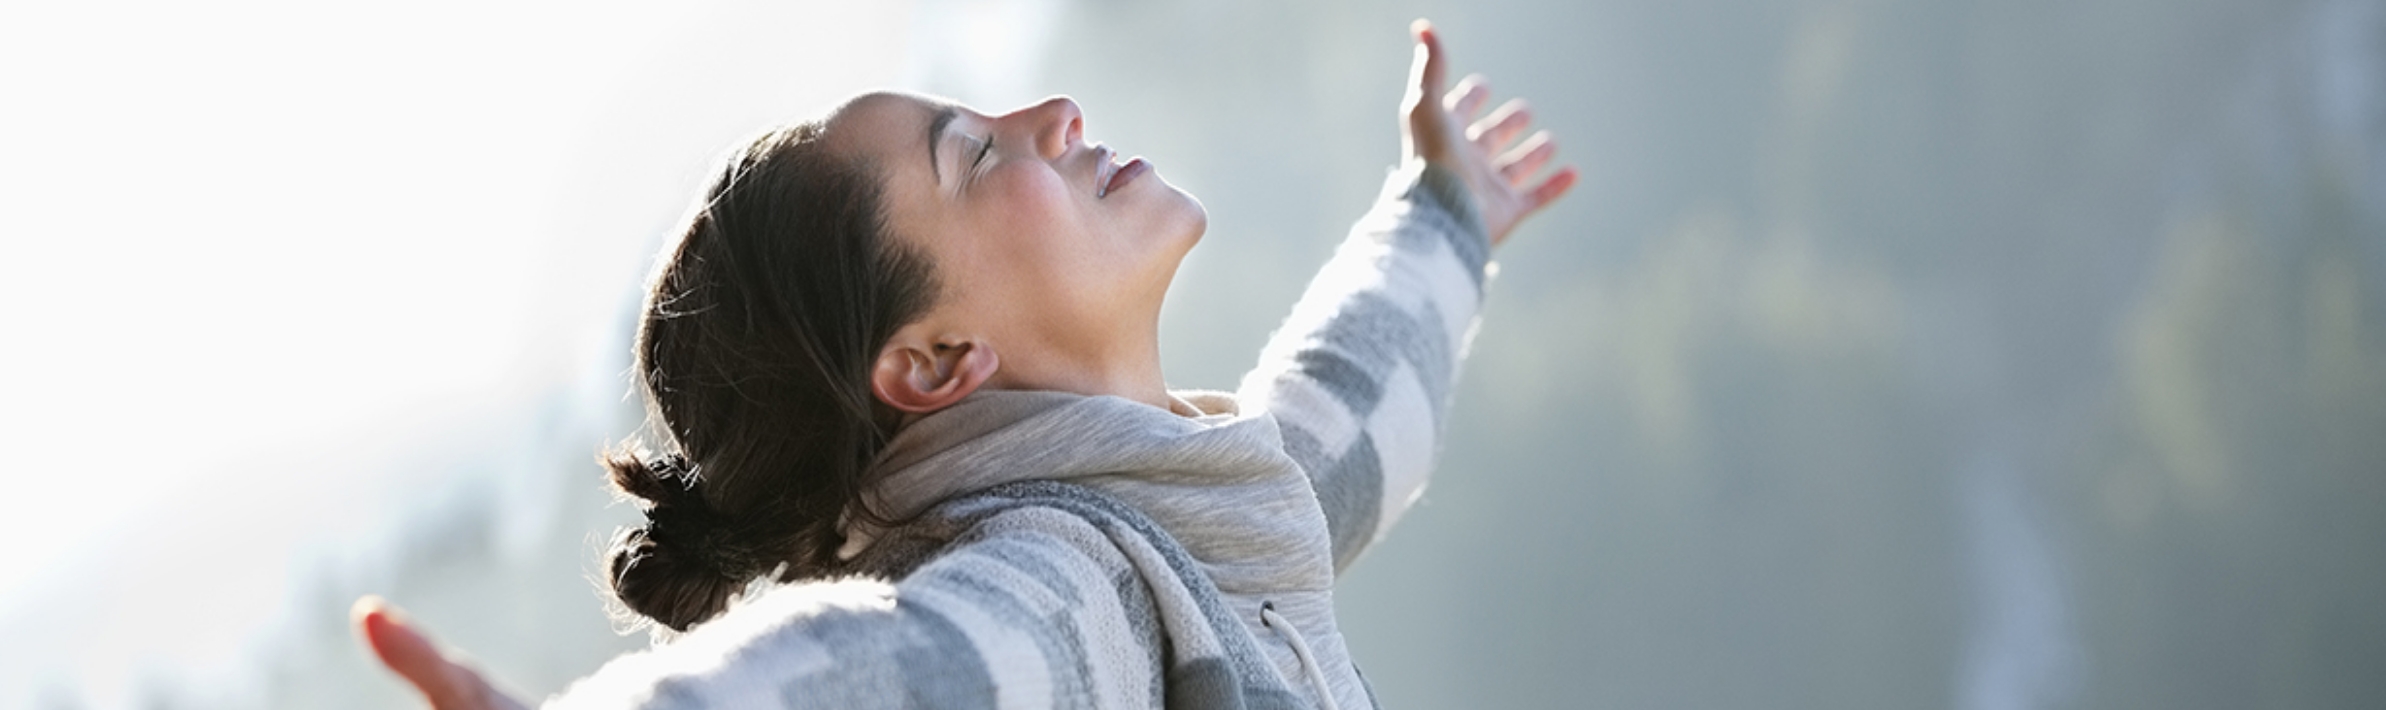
left=1400, top=19, right=1579, bottom=248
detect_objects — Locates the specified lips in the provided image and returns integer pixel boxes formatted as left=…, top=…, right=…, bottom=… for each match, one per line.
left=1092, top=144, right=1148, bottom=198
left=1105, top=157, right=1148, bottom=197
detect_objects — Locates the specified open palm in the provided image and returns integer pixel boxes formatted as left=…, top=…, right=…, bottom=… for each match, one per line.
left=1401, top=19, right=1579, bottom=247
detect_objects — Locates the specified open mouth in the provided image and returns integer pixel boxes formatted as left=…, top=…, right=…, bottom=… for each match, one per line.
left=1093, top=144, right=1149, bottom=199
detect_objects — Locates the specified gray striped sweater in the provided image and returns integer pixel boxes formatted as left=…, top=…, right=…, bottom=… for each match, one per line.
left=548, top=162, right=1490, bottom=710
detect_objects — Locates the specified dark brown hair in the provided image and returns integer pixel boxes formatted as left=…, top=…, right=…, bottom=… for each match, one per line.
left=602, top=119, right=940, bottom=632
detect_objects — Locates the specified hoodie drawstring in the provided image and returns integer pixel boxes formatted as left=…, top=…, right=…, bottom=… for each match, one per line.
left=1260, top=601, right=1341, bottom=710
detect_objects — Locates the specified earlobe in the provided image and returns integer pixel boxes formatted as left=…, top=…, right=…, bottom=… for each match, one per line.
left=871, top=339, right=999, bottom=414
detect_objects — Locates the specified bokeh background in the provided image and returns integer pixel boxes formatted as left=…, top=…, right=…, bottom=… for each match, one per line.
left=3, top=0, right=2381, bottom=707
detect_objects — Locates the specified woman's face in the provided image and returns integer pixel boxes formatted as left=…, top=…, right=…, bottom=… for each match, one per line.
left=825, top=92, right=1206, bottom=388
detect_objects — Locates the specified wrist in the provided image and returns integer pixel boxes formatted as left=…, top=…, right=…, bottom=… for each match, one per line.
left=1411, top=160, right=1488, bottom=244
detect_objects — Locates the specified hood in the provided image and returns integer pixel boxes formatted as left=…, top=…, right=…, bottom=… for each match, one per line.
left=838, top=388, right=1336, bottom=595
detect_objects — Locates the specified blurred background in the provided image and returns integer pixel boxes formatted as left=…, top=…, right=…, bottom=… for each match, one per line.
left=2, top=0, right=2380, bottom=707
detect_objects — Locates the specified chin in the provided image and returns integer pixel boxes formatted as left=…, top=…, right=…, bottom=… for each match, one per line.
left=1159, top=181, right=1208, bottom=251
left=1133, top=189, right=1205, bottom=304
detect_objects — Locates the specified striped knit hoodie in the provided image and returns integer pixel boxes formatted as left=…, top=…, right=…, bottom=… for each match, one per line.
left=547, top=162, right=1491, bottom=709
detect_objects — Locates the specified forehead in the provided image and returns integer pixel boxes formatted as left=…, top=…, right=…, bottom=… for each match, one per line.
left=825, top=92, right=942, bottom=189
left=824, top=91, right=966, bottom=248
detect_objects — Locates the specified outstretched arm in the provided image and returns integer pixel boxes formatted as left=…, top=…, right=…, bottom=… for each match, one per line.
left=1240, top=20, right=1576, bottom=574
left=359, top=502, right=1215, bottom=710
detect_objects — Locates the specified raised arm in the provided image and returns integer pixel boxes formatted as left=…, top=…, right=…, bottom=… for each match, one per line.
left=1237, top=20, right=1575, bottom=574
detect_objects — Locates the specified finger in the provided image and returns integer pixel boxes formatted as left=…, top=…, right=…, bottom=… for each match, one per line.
left=356, top=597, right=449, bottom=693
left=1408, top=19, right=1445, bottom=100
left=1522, top=165, right=1581, bottom=214
left=1496, top=131, right=1558, bottom=186
left=356, top=597, right=467, bottom=706
left=355, top=597, right=509, bottom=710
left=1444, top=74, right=1491, bottom=119
left=1468, top=98, right=1533, bottom=151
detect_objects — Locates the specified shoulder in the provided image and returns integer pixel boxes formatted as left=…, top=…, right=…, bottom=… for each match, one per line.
left=842, top=480, right=1202, bottom=586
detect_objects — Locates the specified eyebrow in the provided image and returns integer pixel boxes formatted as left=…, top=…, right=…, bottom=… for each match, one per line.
left=926, top=106, right=958, bottom=185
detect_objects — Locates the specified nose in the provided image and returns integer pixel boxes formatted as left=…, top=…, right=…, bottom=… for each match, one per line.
left=1013, top=95, right=1082, bottom=161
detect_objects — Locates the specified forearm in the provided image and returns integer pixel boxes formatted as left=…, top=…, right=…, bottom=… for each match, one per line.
left=1237, top=161, right=1492, bottom=574
left=545, top=529, right=1161, bottom=709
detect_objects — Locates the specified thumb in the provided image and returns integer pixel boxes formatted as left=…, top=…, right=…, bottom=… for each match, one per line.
left=1408, top=19, right=1445, bottom=100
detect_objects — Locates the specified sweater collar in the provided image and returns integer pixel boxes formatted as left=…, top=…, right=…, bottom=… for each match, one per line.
left=836, top=387, right=1277, bottom=560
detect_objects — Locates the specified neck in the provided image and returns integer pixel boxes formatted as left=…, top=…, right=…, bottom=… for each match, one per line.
left=986, top=329, right=1171, bottom=411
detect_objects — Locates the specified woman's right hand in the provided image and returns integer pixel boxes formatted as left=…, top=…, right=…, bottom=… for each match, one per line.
left=1400, top=19, right=1579, bottom=248
left=353, top=596, right=531, bottom=710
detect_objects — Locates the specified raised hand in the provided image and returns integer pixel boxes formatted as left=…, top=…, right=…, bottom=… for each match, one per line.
left=353, top=596, right=531, bottom=710
left=1400, top=19, right=1579, bottom=247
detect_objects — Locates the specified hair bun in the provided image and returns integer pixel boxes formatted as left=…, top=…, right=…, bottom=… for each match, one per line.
left=619, top=454, right=771, bottom=577
left=604, top=452, right=760, bottom=631
left=609, top=452, right=700, bottom=505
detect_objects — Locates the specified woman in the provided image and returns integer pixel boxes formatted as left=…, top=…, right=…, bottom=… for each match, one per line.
left=357, top=20, right=1574, bottom=709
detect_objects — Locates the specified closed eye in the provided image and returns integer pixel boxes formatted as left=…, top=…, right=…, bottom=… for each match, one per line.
left=971, top=134, right=994, bottom=174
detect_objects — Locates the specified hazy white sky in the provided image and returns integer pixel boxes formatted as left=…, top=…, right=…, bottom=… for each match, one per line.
left=0, top=1, right=925, bottom=703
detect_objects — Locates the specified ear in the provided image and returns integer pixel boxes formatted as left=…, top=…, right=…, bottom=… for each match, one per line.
left=870, top=336, right=999, bottom=414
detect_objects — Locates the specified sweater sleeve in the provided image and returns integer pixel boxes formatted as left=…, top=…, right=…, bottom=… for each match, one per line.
left=542, top=510, right=1168, bottom=710
left=1235, top=162, right=1493, bottom=574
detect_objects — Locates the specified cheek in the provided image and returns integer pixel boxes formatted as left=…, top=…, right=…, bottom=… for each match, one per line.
left=980, top=170, right=1102, bottom=264
left=982, top=164, right=1077, bottom=224
left=962, top=187, right=1103, bottom=303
